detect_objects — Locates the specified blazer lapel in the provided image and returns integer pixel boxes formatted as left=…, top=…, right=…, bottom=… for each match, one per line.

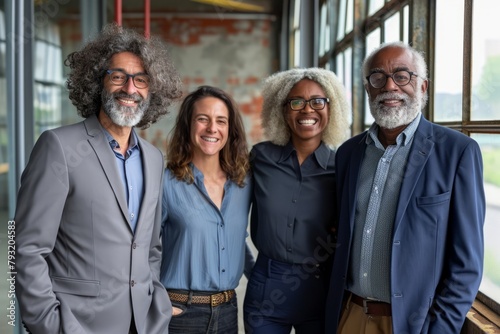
left=135, top=135, right=161, bottom=233
left=393, top=117, right=434, bottom=233
left=84, top=115, right=130, bottom=227
left=348, top=134, right=368, bottom=231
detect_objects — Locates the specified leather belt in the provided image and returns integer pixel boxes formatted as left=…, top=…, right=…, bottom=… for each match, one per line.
left=167, top=290, right=235, bottom=307
left=350, top=293, right=392, bottom=316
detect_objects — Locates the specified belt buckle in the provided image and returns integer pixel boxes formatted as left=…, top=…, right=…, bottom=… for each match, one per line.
left=362, top=299, right=371, bottom=314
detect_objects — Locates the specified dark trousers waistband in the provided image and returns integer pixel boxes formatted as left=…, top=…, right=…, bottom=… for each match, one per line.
left=255, top=254, right=324, bottom=277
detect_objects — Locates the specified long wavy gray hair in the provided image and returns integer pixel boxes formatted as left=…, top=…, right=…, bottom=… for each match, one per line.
left=261, top=67, right=351, bottom=149
left=65, top=23, right=183, bottom=129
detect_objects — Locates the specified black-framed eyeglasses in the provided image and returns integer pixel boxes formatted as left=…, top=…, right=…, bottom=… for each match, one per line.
left=105, top=69, right=150, bottom=89
left=366, top=70, right=418, bottom=89
left=285, top=98, right=330, bottom=111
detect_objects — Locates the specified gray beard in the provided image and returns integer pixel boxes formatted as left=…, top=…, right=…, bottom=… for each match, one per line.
left=369, top=92, right=421, bottom=129
left=101, top=90, right=150, bottom=127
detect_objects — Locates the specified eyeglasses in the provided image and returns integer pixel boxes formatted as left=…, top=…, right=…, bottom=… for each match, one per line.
left=366, top=70, right=418, bottom=89
left=105, top=69, right=150, bottom=89
left=285, top=98, right=330, bottom=111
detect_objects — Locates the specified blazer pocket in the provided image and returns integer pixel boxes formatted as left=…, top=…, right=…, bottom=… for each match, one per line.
left=416, top=191, right=451, bottom=207
left=51, top=276, right=101, bottom=297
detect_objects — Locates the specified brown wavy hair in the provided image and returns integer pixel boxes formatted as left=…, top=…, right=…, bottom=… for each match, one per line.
left=65, top=23, right=183, bottom=129
left=167, top=86, right=249, bottom=187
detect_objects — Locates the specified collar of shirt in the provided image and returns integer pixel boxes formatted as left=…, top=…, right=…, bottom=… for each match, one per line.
left=277, top=140, right=332, bottom=170
left=102, top=127, right=141, bottom=158
left=190, top=162, right=229, bottom=187
left=366, top=112, right=422, bottom=149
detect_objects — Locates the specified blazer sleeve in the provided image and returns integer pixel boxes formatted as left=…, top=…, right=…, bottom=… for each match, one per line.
left=425, top=140, right=485, bottom=333
left=15, top=131, right=69, bottom=333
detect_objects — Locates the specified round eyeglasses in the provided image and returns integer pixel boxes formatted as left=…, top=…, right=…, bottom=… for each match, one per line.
left=366, top=70, right=418, bottom=89
left=285, top=98, right=330, bottom=111
left=105, top=69, right=150, bottom=89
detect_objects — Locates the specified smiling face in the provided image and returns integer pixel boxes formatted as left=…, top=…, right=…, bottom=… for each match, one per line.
left=190, top=96, right=229, bottom=159
left=365, top=46, right=428, bottom=129
left=101, top=51, right=150, bottom=127
left=285, top=79, right=329, bottom=146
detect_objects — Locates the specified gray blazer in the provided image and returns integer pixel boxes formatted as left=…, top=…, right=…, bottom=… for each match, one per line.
left=14, top=115, right=171, bottom=334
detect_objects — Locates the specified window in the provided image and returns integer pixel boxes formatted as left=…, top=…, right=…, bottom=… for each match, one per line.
left=434, top=0, right=464, bottom=122
left=290, top=0, right=301, bottom=68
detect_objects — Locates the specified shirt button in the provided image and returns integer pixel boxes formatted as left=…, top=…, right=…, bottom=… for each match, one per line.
left=287, top=223, right=292, bottom=227
left=287, top=248, right=292, bottom=252
left=132, top=243, right=137, bottom=249
left=292, top=199, right=297, bottom=203
left=130, top=213, right=135, bottom=218
left=130, top=280, right=135, bottom=287
left=222, top=269, right=226, bottom=273
left=222, top=247, right=225, bottom=250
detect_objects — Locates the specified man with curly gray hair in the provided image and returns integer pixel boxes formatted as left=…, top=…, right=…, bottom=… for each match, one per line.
left=14, top=24, right=182, bottom=334
left=244, top=68, right=350, bottom=333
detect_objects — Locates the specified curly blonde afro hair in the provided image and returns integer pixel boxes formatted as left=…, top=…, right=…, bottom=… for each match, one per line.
left=261, top=67, right=351, bottom=149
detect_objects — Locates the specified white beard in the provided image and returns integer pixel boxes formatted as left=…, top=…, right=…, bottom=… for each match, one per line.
left=369, top=91, right=422, bottom=129
left=101, top=90, right=150, bottom=127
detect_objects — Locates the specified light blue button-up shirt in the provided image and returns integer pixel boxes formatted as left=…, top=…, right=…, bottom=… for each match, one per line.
left=103, top=129, right=144, bottom=233
left=348, top=114, right=421, bottom=302
left=160, top=164, right=252, bottom=291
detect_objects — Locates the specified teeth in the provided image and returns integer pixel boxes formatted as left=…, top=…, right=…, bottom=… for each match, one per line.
left=202, top=137, right=218, bottom=142
left=118, top=98, right=136, bottom=104
left=298, top=119, right=317, bottom=125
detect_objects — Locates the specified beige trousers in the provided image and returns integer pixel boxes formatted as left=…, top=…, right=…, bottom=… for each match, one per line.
left=338, top=299, right=393, bottom=334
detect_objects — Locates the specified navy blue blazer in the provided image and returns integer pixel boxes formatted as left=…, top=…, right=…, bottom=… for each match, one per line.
left=325, top=116, right=485, bottom=334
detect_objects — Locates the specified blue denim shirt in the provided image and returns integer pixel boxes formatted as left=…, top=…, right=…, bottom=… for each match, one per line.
left=103, top=128, right=143, bottom=233
left=160, top=164, right=252, bottom=291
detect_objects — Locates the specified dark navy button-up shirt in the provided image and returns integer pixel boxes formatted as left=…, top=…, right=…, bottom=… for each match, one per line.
left=250, top=140, right=336, bottom=265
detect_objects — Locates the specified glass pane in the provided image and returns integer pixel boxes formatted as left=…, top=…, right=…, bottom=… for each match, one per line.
left=403, top=5, right=409, bottom=44
left=336, top=52, right=345, bottom=85
left=337, top=0, right=347, bottom=41
left=368, top=0, right=384, bottom=16
left=344, top=47, right=353, bottom=129
left=34, top=1, right=81, bottom=136
left=434, top=0, right=464, bottom=122
left=366, top=28, right=381, bottom=56
left=345, top=0, right=353, bottom=35
left=293, top=0, right=301, bottom=28
left=384, top=12, right=400, bottom=43
left=294, top=29, right=301, bottom=68
left=319, top=3, right=327, bottom=56
left=471, top=0, right=500, bottom=121
left=365, top=29, right=380, bottom=126
left=473, top=134, right=500, bottom=303
left=334, top=49, right=352, bottom=130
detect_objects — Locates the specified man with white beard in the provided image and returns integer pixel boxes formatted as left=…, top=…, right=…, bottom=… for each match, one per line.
left=14, top=24, right=182, bottom=334
left=325, top=42, right=485, bottom=334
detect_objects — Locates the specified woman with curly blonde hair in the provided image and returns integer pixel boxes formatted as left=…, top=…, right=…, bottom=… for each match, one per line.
left=160, top=85, right=252, bottom=334
left=244, top=68, right=351, bottom=334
